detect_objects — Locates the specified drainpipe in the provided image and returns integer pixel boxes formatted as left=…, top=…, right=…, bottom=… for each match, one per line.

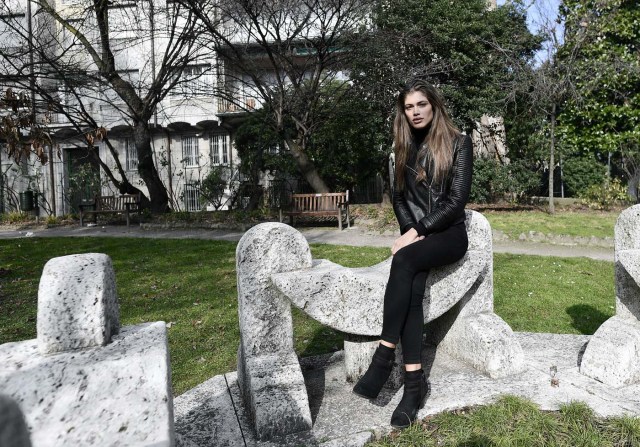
left=149, top=0, right=157, bottom=129
left=166, top=129, right=173, bottom=205
left=48, top=145, right=56, bottom=216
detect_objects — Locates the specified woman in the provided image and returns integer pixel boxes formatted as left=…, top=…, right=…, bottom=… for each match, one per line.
left=352, top=79, right=473, bottom=428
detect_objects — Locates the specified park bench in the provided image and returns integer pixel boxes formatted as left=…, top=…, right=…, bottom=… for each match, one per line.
left=279, top=191, right=350, bottom=230
left=79, top=193, right=141, bottom=227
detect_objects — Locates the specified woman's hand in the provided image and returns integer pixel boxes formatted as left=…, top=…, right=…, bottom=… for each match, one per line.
left=392, top=228, right=425, bottom=255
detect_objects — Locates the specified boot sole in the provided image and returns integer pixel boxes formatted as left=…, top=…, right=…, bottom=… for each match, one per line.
left=390, top=386, right=430, bottom=429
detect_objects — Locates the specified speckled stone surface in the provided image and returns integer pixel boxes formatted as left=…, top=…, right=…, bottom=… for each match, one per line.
left=0, top=395, right=32, bottom=447
left=272, top=251, right=488, bottom=336
left=0, top=322, right=174, bottom=447
left=581, top=205, right=640, bottom=387
left=37, top=253, right=119, bottom=355
left=581, top=317, right=640, bottom=387
left=174, top=332, right=640, bottom=447
left=235, top=223, right=313, bottom=440
left=435, top=312, right=525, bottom=378
left=173, top=374, right=242, bottom=447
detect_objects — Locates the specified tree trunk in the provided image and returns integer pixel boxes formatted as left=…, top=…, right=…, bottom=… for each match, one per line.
left=548, top=103, right=556, bottom=214
left=285, top=138, right=330, bottom=193
left=134, top=122, right=169, bottom=212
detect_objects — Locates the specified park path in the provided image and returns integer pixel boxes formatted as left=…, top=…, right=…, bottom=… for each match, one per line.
left=0, top=223, right=614, bottom=262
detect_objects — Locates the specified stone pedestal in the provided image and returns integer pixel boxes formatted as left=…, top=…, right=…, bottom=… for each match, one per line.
left=581, top=205, right=640, bottom=387
left=0, top=253, right=174, bottom=446
left=580, top=316, right=640, bottom=387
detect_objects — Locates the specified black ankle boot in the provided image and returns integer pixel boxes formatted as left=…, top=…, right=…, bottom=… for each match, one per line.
left=390, top=369, right=429, bottom=428
left=352, top=344, right=395, bottom=399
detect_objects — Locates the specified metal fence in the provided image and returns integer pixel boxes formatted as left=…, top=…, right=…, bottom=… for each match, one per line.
left=350, top=174, right=384, bottom=204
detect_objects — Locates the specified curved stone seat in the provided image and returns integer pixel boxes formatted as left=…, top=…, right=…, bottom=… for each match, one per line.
left=272, top=250, right=490, bottom=336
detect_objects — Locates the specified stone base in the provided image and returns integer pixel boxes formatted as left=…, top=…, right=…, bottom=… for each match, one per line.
left=175, top=332, right=640, bottom=447
left=0, top=322, right=174, bottom=447
left=238, top=349, right=312, bottom=440
left=436, top=312, right=525, bottom=378
left=580, top=316, right=640, bottom=387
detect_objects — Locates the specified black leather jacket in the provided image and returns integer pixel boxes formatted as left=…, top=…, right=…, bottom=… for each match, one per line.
left=393, top=134, right=473, bottom=236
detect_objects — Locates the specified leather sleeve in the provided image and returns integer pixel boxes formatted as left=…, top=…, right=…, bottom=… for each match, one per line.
left=392, top=182, right=416, bottom=235
left=418, top=134, right=473, bottom=234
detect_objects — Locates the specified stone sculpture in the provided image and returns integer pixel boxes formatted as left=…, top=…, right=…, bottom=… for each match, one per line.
left=236, top=211, right=524, bottom=440
left=0, top=253, right=174, bottom=446
left=581, top=204, right=640, bottom=387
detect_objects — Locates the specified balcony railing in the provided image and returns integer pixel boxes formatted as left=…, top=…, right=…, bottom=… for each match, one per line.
left=217, top=96, right=257, bottom=113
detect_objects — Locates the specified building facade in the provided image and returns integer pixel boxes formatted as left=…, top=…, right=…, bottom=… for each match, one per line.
left=0, top=0, right=243, bottom=215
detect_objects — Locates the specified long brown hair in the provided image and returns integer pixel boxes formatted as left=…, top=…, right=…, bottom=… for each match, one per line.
left=393, top=79, right=460, bottom=189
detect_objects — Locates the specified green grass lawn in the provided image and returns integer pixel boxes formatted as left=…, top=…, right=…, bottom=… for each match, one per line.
left=0, top=237, right=615, bottom=396
left=368, top=396, right=640, bottom=447
left=483, top=209, right=618, bottom=239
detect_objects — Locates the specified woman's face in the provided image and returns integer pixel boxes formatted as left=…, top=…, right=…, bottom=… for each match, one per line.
left=404, top=90, right=433, bottom=130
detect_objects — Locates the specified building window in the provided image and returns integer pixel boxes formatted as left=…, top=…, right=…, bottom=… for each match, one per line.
left=125, top=138, right=138, bottom=171
left=181, top=136, right=199, bottom=167
left=183, top=183, right=200, bottom=211
left=172, top=64, right=212, bottom=97
left=209, top=133, right=229, bottom=165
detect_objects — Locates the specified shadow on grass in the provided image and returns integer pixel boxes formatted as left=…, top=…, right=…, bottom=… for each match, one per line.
left=566, top=304, right=612, bottom=335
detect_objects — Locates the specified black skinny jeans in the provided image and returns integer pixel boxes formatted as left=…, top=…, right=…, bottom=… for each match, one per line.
left=381, top=222, right=468, bottom=364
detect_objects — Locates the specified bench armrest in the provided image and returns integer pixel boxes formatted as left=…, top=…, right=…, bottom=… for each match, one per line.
left=78, top=201, right=96, bottom=212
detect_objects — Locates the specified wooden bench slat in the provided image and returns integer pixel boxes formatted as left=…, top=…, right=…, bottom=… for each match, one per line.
left=280, top=191, right=350, bottom=230
left=79, top=193, right=141, bottom=227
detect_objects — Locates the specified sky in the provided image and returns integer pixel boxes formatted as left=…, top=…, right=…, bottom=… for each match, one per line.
left=498, top=0, right=563, bottom=62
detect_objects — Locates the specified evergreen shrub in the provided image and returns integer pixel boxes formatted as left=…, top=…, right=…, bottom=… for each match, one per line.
left=470, top=158, right=539, bottom=203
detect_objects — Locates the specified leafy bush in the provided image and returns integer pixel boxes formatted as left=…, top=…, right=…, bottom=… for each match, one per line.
left=0, top=211, right=31, bottom=224
left=579, top=178, right=630, bottom=210
left=471, top=158, right=540, bottom=204
left=562, top=156, right=607, bottom=197
left=199, top=167, right=231, bottom=210
left=45, top=215, right=59, bottom=226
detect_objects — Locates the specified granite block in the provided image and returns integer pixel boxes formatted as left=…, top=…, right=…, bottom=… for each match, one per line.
left=580, top=316, right=640, bottom=387
left=37, top=253, right=119, bottom=355
left=436, top=313, right=525, bottom=378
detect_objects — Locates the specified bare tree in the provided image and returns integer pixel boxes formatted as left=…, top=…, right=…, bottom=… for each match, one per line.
left=177, top=0, right=372, bottom=193
left=0, top=0, right=205, bottom=212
